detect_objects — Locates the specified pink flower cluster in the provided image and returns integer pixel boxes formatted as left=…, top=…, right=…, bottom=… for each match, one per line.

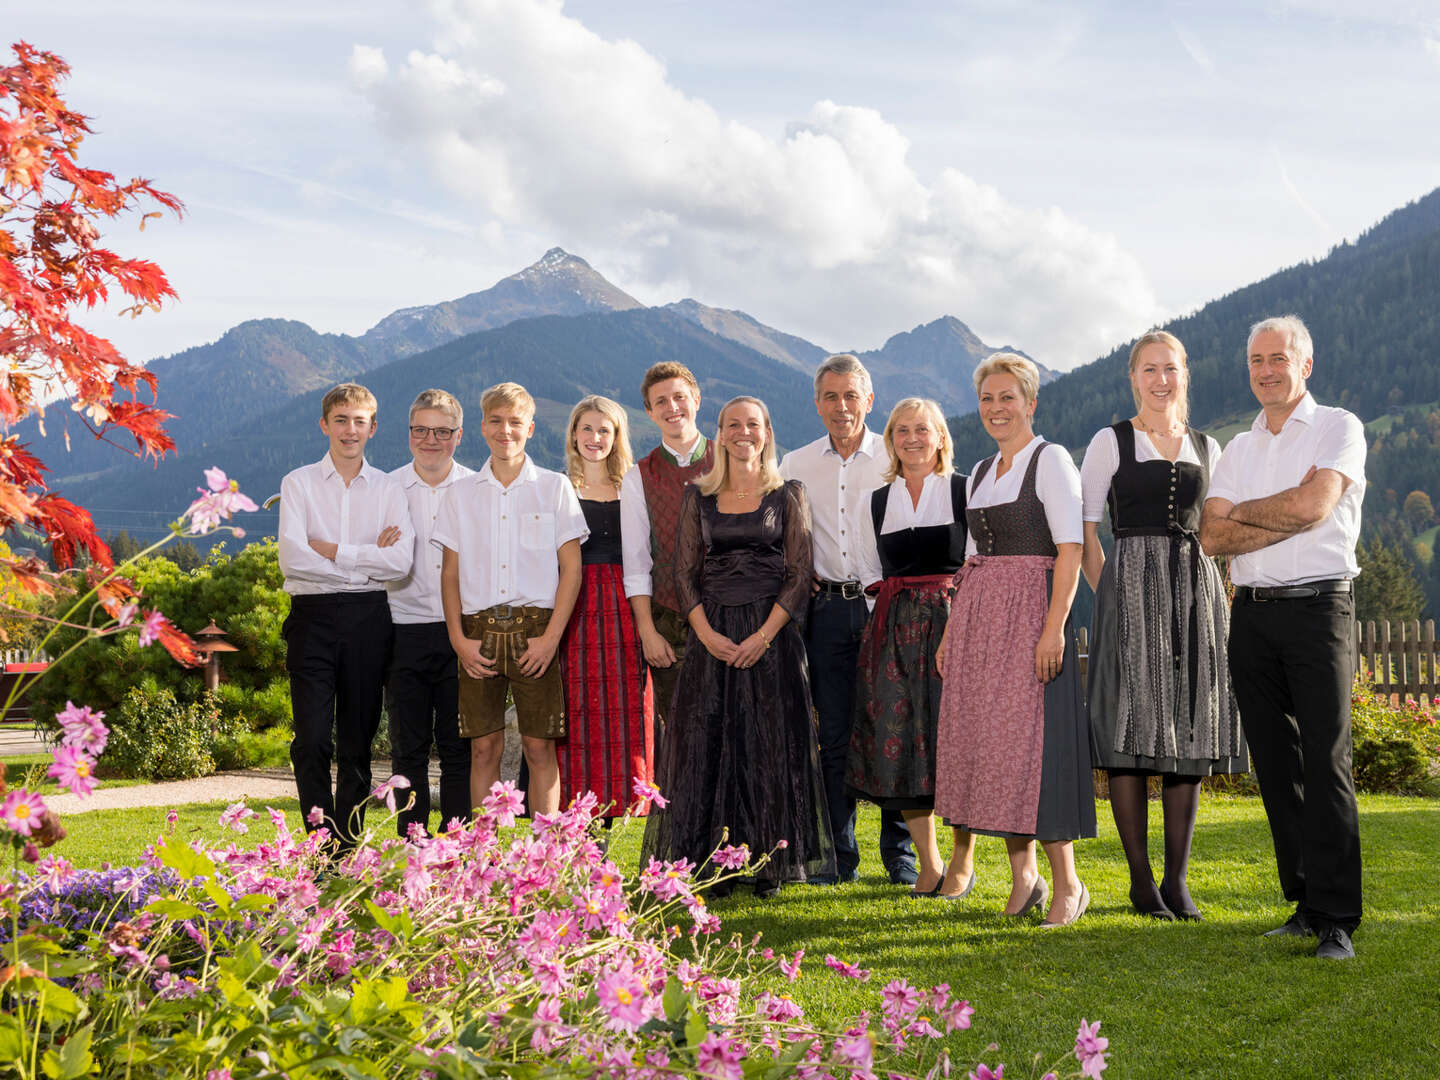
left=186, top=467, right=258, bottom=536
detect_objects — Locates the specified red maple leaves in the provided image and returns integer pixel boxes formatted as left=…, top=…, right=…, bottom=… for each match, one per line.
left=1, top=41, right=184, bottom=571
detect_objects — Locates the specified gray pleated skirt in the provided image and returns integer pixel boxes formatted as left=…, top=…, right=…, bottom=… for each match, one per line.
left=1087, top=537, right=1247, bottom=776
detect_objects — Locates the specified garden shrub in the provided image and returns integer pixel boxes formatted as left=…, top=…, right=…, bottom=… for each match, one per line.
left=100, top=685, right=245, bottom=781
left=1351, top=680, right=1440, bottom=795
left=30, top=540, right=292, bottom=761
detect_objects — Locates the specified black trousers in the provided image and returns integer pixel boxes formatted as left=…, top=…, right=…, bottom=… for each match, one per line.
left=387, top=621, right=471, bottom=836
left=283, top=591, right=393, bottom=848
left=806, top=590, right=915, bottom=879
left=1229, top=589, right=1362, bottom=933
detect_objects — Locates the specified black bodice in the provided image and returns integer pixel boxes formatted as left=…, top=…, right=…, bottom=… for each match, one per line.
left=1104, top=423, right=1209, bottom=538
left=966, top=442, right=1058, bottom=557
left=579, top=498, right=623, bottom=565
left=869, top=474, right=968, bottom=577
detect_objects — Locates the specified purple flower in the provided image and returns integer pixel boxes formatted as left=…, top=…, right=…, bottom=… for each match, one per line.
left=1075, top=1019, right=1110, bottom=1078
left=372, top=775, right=413, bottom=814
left=712, top=843, right=750, bottom=870
left=824, top=954, right=872, bottom=981
left=968, top=1066, right=1004, bottom=1080
left=695, top=1033, right=743, bottom=1080
left=138, top=610, right=166, bottom=647
left=218, top=801, right=256, bottom=834
left=48, top=745, right=99, bottom=798
left=631, top=776, right=669, bottom=809
left=2, top=789, right=47, bottom=837
left=594, top=963, right=652, bottom=1032
left=55, top=701, right=108, bottom=756
left=483, top=781, right=526, bottom=826
left=187, top=468, right=258, bottom=535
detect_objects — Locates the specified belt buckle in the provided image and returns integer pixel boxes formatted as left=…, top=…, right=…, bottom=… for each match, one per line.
left=841, top=581, right=864, bottom=600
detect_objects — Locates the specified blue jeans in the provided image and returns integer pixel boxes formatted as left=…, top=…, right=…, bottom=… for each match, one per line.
left=806, top=590, right=915, bottom=879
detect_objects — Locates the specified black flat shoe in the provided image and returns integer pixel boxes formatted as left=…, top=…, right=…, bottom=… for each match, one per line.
left=909, top=878, right=943, bottom=898
left=1159, top=882, right=1203, bottom=922
left=1314, top=925, right=1355, bottom=960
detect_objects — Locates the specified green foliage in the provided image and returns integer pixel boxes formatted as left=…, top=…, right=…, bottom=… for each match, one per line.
left=1402, top=489, right=1434, bottom=530
left=1354, top=536, right=1426, bottom=623
left=1350, top=679, right=1440, bottom=795
left=100, top=685, right=244, bottom=781
left=30, top=540, right=291, bottom=739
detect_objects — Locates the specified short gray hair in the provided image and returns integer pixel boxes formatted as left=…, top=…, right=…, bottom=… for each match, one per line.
left=813, top=353, right=873, bottom=399
left=1247, top=315, right=1313, bottom=364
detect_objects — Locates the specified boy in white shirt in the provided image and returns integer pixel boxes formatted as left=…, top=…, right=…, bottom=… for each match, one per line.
left=278, top=382, right=414, bottom=850
left=386, top=389, right=474, bottom=837
left=434, top=382, right=588, bottom=816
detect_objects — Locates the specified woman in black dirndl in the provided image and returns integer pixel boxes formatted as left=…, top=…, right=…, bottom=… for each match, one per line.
left=1080, top=330, right=1246, bottom=921
left=846, top=398, right=976, bottom=899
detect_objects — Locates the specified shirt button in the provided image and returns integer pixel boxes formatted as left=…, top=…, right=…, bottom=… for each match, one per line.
left=501, top=514, right=507, bottom=520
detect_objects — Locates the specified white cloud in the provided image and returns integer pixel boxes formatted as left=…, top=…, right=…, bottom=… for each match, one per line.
left=352, top=0, right=1160, bottom=367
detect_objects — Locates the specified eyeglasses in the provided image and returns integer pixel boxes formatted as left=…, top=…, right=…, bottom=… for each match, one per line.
left=409, top=426, right=457, bottom=441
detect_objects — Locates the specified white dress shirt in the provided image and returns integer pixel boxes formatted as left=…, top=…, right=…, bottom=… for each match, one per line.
left=854, top=471, right=961, bottom=588
left=431, top=456, right=589, bottom=612
left=1080, top=426, right=1222, bottom=523
left=386, top=459, right=476, bottom=623
left=779, top=428, right=887, bottom=584
left=619, top=433, right=707, bottom=599
left=278, top=455, right=414, bottom=596
left=964, top=436, right=1083, bottom=558
left=1206, top=393, right=1366, bottom=587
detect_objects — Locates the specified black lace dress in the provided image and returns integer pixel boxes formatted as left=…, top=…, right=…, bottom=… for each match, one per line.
left=641, top=481, right=836, bottom=883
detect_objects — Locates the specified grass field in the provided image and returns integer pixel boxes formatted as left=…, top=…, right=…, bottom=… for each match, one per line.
left=33, top=790, right=1440, bottom=1079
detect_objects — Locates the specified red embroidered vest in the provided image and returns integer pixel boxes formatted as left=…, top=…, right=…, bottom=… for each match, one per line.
left=638, top=439, right=713, bottom=613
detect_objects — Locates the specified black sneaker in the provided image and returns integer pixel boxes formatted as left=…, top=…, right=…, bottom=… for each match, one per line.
left=1262, top=909, right=1314, bottom=937
left=1314, top=926, right=1355, bottom=960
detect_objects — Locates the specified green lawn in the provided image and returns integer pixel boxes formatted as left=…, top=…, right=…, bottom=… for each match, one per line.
left=1, top=754, right=148, bottom=797
left=33, top=792, right=1440, bottom=1079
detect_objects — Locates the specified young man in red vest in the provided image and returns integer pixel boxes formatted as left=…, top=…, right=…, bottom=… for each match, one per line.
left=619, top=362, right=714, bottom=734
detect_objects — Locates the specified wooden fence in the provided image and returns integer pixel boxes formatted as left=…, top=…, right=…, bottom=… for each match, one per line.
left=1075, top=620, right=1440, bottom=702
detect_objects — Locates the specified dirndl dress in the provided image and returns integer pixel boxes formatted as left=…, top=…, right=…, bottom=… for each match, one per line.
left=1086, top=423, right=1246, bottom=775
left=557, top=498, right=655, bottom=813
left=846, top=474, right=967, bottom=810
left=934, top=444, right=1096, bottom=843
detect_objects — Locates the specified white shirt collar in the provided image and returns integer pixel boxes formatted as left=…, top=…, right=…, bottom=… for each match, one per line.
left=398, top=460, right=465, bottom=489
left=319, top=453, right=380, bottom=484
left=1251, top=391, right=1317, bottom=434
left=477, top=455, right=538, bottom=489
left=822, top=426, right=881, bottom=462
left=661, top=433, right=705, bottom=464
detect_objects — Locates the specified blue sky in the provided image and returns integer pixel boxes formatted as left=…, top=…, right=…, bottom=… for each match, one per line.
left=8, top=0, right=1440, bottom=370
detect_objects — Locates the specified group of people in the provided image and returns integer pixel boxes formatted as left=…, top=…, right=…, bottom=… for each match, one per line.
left=276, top=311, right=1365, bottom=960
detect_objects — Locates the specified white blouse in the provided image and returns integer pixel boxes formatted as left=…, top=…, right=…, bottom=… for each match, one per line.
left=854, top=472, right=960, bottom=587
left=964, top=436, right=1083, bottom=558
left=1079, top=425, right=1222, bottom=524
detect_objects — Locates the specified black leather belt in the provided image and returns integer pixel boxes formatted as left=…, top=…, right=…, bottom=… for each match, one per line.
left=1235, top=580, right=1352, bottom=602
left=817, top=579, right=866, bottom=600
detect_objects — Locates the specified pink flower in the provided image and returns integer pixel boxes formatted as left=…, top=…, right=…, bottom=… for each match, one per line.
left=206, top=1069, right=233, bottom=1080
left=968, top=1066, right=1004, bottom=1080
left=594, top=963, right=652, bottom=1032
left=2, top=789, right=47, bottom=837
left=55, top=701, right=108, bottom=756
left=881, top=978, right=923, bottom=1023
left=306, top=805, right=326, bottom=826
left=116, top=602, right=138, bottom=628
left=631, top=776, right=669, bottom=809
left=47, top=745, right=99, bottom=798
left=483, top=781, right=526, bottom=826
left=757, top=991, right=804, bottom=1022
left=218, top=801, right=256, bottom=834
left=36, top=855, right=76, bottom=889
left=778, top=949, right=804, bottom=981
left=372, top=775, right=413, bottom=814
left=832, top=1031, right=876, bottom=1076
left=187, top=468, right=258, bottom=535
left=138, top=610, right=166, bottom=647
left=712, top=843, right=750, bottom=870
left=823, top=954, right=871, bottom=981
left=944, top=998, right=976, bottom=1033
left=695, top=1033, right=743, bottom=1080
left=1075, top=1019, right=1109, bottom=1078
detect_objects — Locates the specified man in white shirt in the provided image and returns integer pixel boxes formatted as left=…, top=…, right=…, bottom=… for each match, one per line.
left=1200, top=314, right=1365, bottom=960
left=780, top=355, right=917, bottom=886
left=386, top=389, right=474, bottom=837
left=434, top=382, right=588, bottom=816
left=278, top=383, right=414, bottom=850
left=619, top=362, right=714, bottom=734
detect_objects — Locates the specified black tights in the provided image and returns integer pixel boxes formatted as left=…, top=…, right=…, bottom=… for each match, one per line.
left=1107, top=771, right=1202, bottom=916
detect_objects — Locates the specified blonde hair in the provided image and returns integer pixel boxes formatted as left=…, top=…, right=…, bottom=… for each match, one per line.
left=480, top=381, right=535, bottom=419
left=1128, top=330, right=1191, bottom=425
left=881, top=398, right=954, bottom=482
left=698, top=396, right=784, bottom=498
left=408, top=388, right=463, bottom=427
left=972, top=352, right=1040, bottom=404
left=321, top=383, right=377, bottom=420
left=565, top=395, right=634, bottom=491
